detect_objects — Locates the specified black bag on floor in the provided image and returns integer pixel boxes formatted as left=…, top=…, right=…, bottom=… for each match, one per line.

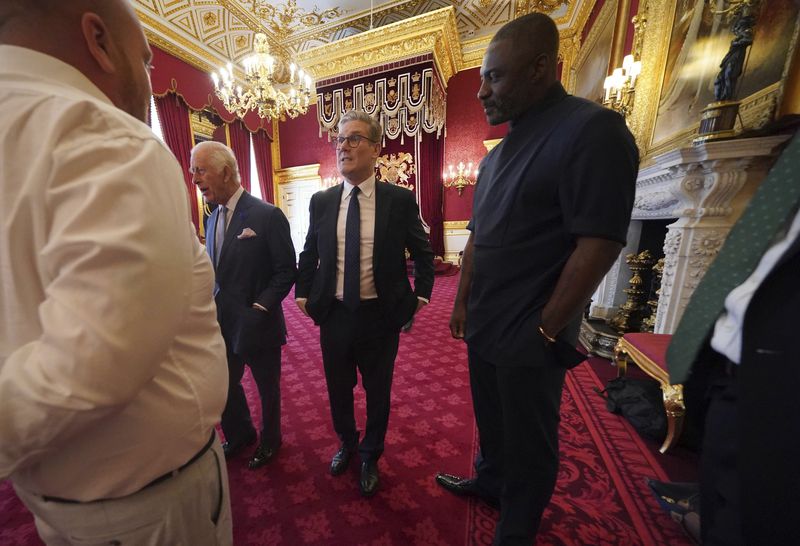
left=595, top=377, right=667, bottom=440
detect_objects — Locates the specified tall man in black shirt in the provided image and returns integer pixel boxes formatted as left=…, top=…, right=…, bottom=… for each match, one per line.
left=435, top=13, right=639, bottom=545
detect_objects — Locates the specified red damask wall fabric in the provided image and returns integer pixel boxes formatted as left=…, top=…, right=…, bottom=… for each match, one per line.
left=229, top=120, right=251, bottom=193
left=279, top=105, right=334, bottom=176
left=154, top=92, right=199, bottom=230
left=417, top=133, right=445, bottom=257
left=443, top=68, right=508, bottom=222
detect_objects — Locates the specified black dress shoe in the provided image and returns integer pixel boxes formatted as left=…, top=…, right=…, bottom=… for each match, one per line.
left=359, top=461, right=379, bottom=497
left=222, top=432, right=257, bottom=459
left=435, top=472, right=500, bottom=510
left=330, top=446, right=354, bottom=476
left=248, top=444, right=280, bottom=470
left=646, top=479, right=700, bottom=515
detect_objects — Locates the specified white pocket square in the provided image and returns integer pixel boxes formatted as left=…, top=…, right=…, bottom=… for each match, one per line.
left=237, top=228, right=257, bottom=239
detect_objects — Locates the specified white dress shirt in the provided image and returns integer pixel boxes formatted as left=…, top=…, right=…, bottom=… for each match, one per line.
left=221, top=185, right=245, bottom=231
left=710, top=207, right=800, bottom=364
left=0, top=46, right=228, bottom=500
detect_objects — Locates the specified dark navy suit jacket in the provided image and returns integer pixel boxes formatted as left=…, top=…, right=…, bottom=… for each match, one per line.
left=206, top=191, right=297, bottom=356
left=295, top=180, right=434, bottom=330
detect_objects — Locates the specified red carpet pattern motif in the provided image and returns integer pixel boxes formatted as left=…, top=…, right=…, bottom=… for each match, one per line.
left=0, top=275, right=692, bottom=545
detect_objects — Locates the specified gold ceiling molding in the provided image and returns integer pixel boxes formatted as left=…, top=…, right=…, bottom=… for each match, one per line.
left=286, top=0, right=425, bottom=49
left=516, top=0, right=570, bottom=17
left=461, top=35, right=493, bottom=70
left=215, top=0, right=262, bottom=32
left=139, top=11, right=216, bottom=74
left=296, top=7, right=463, bottom=86
left=457, top=0, right=588, bottom=71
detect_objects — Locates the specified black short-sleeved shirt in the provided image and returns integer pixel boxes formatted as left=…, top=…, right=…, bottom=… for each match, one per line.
left=466, top=83, right=639, bottom=366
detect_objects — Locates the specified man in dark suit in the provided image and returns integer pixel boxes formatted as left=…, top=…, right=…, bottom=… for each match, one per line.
left=435, top=13, right=638, bottom=545
left=191, top=141, right=297, bottom=470
left=295, top=110, right=434, bottom=497
left=667, top=134, right=800, bottom=545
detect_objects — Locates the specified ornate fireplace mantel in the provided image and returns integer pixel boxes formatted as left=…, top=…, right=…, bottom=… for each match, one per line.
left=589, top=134, right=790, bottom=339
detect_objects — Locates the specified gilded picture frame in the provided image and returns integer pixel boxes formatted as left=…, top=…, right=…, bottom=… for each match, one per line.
left=568, top=0, right=619, bottom=103
left=629, top=0, right=800, bottom=162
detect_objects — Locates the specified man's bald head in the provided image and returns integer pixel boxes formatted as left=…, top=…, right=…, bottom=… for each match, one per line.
left=477, top=13, right=560, bottom=125
left=1, top=0, right=153, bottom=123
left=492, top=12, right=559, bottom=67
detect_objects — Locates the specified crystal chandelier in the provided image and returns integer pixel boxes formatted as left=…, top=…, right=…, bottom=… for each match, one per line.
left=211, top=33, right=314, bottom=120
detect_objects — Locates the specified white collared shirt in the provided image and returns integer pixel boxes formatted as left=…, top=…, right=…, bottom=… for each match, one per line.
left=336, top=176, right=378, bottom=300
left=0, top=46, right=228, bottom=500
left=710, top=207, right=800, bottom=363
left=221, top=185, right=245, bottom=230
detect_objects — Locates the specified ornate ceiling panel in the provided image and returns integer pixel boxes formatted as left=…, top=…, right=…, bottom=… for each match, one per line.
left=135, top=0, right=588, bottom=76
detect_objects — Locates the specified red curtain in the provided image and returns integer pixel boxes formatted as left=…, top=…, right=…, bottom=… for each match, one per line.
left=252, top=129, right=274, bottom=204
left=228, top=120, right=251, bottom=192
left=154, top=92, right=199, bottom=230
left=418, top=132, right=445, bottom=257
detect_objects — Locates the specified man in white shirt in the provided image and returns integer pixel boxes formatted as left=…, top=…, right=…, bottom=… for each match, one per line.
left=0, top=1, right=232, bottom=544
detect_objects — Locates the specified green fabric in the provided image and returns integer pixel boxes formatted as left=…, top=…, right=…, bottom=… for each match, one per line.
left=667, top=135, right=800, bottom=383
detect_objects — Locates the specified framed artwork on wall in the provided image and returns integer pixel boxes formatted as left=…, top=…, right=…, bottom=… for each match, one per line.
left=629, top=0, right=800, bottom=160
left=569, top=0, right=619, bottom=103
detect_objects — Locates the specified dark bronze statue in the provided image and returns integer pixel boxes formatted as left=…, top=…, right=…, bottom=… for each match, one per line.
left=713, top=6, right=757, bottom=102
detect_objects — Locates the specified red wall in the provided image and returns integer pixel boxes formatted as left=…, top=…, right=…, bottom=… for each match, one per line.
left=278, top=105, right=336, bottom=178
left=443, top=67, right=508, bottom=221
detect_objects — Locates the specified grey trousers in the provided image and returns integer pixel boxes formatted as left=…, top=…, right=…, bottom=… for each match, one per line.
left=14, top=435, right=232, bottom=546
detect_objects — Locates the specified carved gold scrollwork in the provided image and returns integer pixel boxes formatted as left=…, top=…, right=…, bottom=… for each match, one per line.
left=661, top=383, right=685, bottom=418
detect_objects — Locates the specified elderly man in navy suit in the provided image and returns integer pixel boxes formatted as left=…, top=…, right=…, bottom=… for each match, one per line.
left=191, top=141, right=297, bottom=470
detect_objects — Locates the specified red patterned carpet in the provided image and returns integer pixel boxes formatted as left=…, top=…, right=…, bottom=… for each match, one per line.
left=1, top=275, right=692, bottom=545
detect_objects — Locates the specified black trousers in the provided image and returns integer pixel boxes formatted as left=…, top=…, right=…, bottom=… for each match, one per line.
left=697, top=363, right=743, bottom=546
left=220, top=344, right=282, bottom=449
left=320, top=299, right=400, bottom=463
left=468, top=347, right=566, bottom=546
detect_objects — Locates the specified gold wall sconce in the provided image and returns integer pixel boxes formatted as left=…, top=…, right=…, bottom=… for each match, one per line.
left=442, top=161, right=478, bottom=196
left=603, top=54, right=642, bottom=119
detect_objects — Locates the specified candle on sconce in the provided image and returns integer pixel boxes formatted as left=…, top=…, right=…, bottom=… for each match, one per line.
left=442, top=160, right=478, bottom=196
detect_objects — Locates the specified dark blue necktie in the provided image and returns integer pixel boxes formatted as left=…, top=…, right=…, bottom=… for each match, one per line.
left=343, top=186, right=361, bottom=311
left=214, top=205, right=227, bottom=267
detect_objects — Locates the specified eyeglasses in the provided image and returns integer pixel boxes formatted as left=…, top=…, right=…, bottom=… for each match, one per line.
left=334, top=134, right=376, bottom=149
